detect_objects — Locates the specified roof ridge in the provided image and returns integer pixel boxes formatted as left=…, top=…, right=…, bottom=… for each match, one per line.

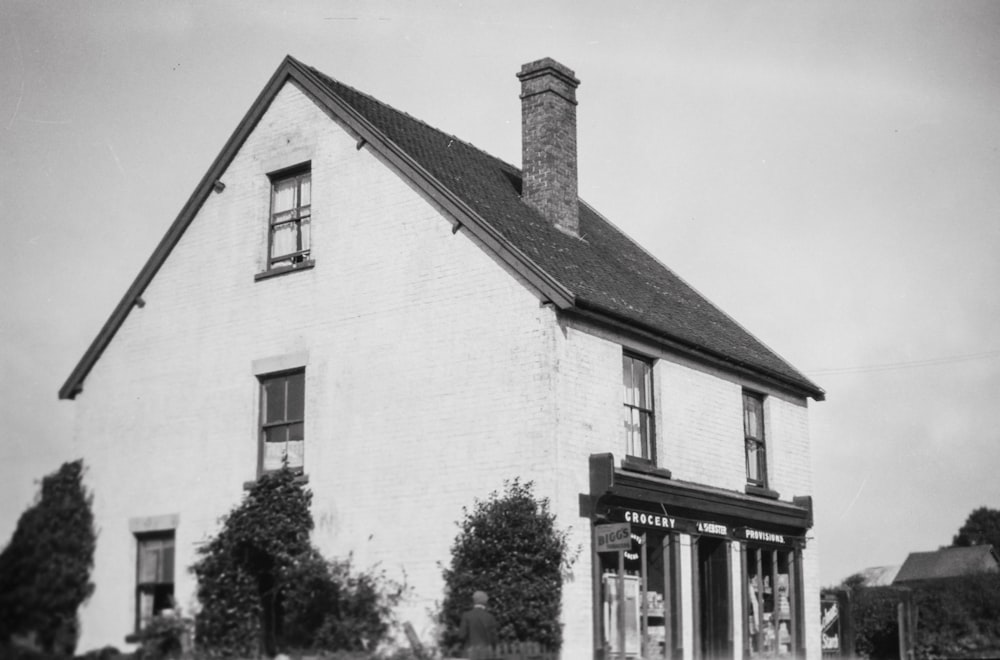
left=306, top=65, right=524, bottom=176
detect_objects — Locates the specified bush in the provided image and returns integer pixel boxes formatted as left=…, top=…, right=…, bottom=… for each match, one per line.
left=840, top=572, right=1000, bottom=660
left=849, top=586, right=901, bottom=659
left=439, top=479, right=575, bottom=654
left=191, top=467, right=403, bottom=656
left=0, top=459, right=96, bottom=656
left=911, top=573, right=1000, bottom=659
left=133, top=609, right=191, bottom=660
left=190, top=468, right=311, bottom=656
left=283, top=551, right=406, bottom=652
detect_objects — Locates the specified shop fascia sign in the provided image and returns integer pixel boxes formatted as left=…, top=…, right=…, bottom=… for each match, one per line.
left=613, top=507, right=728, bottom=537
left=610, top=507, right=798, bottom=546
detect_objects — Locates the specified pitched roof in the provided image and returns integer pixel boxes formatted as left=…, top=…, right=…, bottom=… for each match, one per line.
left=60, top=56, right=824, bottom=401
left=893, top=546, right=1000, bottom=583
left=855, top=565, right=901, bottom=587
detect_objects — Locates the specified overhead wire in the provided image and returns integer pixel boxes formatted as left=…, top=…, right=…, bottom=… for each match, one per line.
left=807, top=349, right=1000, bottom=376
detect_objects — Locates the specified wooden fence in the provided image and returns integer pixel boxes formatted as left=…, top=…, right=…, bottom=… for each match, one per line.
left=466, top=641, right=557, bottom=660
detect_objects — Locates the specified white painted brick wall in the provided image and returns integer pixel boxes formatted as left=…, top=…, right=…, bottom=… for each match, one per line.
left=71, top=80, right=819, bottom=659
left=74, top=82, right=563, bottom=651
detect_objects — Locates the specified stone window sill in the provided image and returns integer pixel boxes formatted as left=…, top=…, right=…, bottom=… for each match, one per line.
left=254, top=260, right=315, bottom=282
left=621, top=455, right=672, bottom=479
left=243, top=473, right=309, bottom=491
left=745, top=484, right=780, bottom=499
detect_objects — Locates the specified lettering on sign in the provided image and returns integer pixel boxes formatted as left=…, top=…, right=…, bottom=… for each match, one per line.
left=696, top=521, right=728, bottom=536
left=624, top=510, right=676, bottom=530
left=595, top=523, right=632, bottom=552
left=744, top=528, right=786, bottom=544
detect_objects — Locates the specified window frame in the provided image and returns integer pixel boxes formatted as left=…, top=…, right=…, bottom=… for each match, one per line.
left=623, top=351, right=656, bottom=464
left=257, top=368, right=306, bottom=476
left=741, top=544, right=804, bottom=658
left=743, top=390, right=767, bottom=488
left=266, top=164, right=312, bottom=272
left=134, top=530, right=175, bottom=633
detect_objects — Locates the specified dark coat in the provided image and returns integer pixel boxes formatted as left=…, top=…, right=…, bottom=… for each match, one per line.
left=459, top=605, right=499, bottom=653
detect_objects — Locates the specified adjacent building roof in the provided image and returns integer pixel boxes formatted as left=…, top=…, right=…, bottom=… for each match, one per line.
left=59, top=56, right=825, bottom=401
left=854, top=565, right=901, bottom=587
left=893, top=545, right=1000, bottom=584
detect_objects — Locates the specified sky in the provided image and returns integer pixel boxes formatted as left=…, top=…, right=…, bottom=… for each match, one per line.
left=1, top=1, right=998, bottom=588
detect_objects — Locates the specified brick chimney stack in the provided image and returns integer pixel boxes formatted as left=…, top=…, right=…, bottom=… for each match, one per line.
left=517, top=58, right=581, bottom=236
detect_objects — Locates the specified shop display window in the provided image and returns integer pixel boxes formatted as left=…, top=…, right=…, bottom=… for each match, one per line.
left=744, top=546, right=800, bottom=658
left=600, top=530, right=680, bottom=659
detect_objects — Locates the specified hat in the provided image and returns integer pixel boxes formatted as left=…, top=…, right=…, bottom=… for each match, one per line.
left=473, top=590, right=489, bottom=605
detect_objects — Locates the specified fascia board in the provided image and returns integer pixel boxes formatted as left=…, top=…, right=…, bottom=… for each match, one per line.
left=59, top=57, right=301, bottom=399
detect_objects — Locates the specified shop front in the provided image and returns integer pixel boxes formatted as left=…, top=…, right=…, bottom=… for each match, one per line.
left=587, top=454, right=814, bottom=660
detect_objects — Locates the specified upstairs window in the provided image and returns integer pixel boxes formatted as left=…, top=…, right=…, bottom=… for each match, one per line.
left=135, top=531, right=175, bottom=631
left=259, top=370, right=305, bottom=474
left=744, top=391, right=767, bottom=487
left=268, top=166, right=312, bottom=270
left=623, top=353, right=655, bottom=462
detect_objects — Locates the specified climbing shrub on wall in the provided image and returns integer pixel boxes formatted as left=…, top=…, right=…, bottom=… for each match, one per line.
left=0, top=459, right=96, bottom=656
left=439, top=479, right=576, bottom=654
left=191, top=468, right=404, bottom=657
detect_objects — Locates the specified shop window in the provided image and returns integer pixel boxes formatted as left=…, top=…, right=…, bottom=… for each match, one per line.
left=600, top=529, right=680, bottom=659
left=623, top=353, right=655, bottom=463
left=744, top=546, right=801, bottom=658
left=743, top=391, right=767, bottom=487
left=267, top=165, right=312, bottom=271
left=135, top=531, right=175, bottom=631
left=259, top=369, right=305, bottom=474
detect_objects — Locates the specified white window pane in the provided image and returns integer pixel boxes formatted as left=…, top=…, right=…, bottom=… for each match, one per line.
left=625, top=409, right=639, bottom=456
left=138, top=545, right=160, bottom=583
left=286, top=440, right=304, bottom=470
left=300, top=216, right=311, bottom=254
left=299, top=176, right=311, bottom=205
left=271, top=223, right=298, bottom=260
left=273, top=179, right=297, bottom=213
left=139, top=591, right=154, bottom=628
left=747, top=443, right=762, bottom=481
left=263, top=441, right=286, bottom=472
left=638, top=364, right=650, bottom=407
left=639, top=413, right=651, bottom=458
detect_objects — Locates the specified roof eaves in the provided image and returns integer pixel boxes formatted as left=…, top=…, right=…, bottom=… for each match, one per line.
left=59, top=56, right=303, bottom=400
left=570, top=298, right=826, bottom=401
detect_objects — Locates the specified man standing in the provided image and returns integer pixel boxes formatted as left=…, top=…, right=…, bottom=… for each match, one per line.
left=459, top=590, right=499, bottom=658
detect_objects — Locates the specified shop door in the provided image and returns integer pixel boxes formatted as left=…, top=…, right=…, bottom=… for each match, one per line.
left=698, top=538, right=731, bottom=660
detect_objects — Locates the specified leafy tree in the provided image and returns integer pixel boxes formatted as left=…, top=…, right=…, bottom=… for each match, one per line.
left=0, top=459, right=96, bottom=655
left=191, top=467, right=403, bottom=656
left=191, top=467, right=315, bottom=657
left=440, top=479, right=575, bottom=653
left=952, top=506, right=1000, bottom=549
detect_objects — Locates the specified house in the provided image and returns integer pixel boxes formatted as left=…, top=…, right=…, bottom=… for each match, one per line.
left=60, top=55, right=825, bottom=659
left=893, top=545, right=1000, bottom=584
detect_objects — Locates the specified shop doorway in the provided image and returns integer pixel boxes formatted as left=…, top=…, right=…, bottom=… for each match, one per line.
left=599, top=530, right=680, bottom=659
left=697, top=537, right=731, bottom=660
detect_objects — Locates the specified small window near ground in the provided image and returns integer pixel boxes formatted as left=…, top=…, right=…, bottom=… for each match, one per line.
left=623, top=352, right=655, bottom=462
left=259, top=369, right=305, bottom=474
left=744, top=391, right=767, bottom=487
left=135, top=531, right=175, bottom=631
left=268, top=166, right=312, bottom=270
